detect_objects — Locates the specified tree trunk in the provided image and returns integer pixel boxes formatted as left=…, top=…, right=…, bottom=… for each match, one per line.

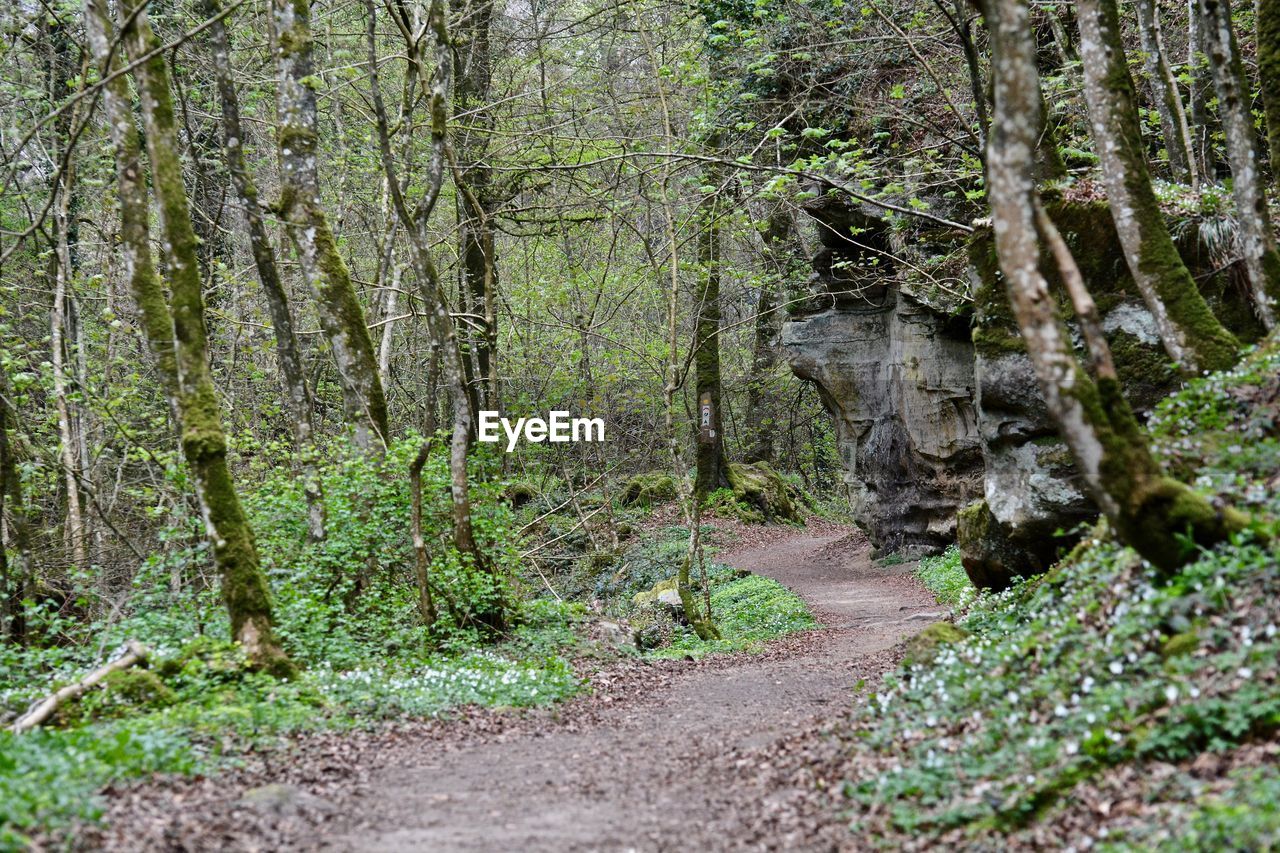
left=1259, top=0, right=1280, bottom=175
left=364, top=0, right=505, bottom=630
left=1133, top=0, right=1197, bottom=186
left=50, top=203, right=87, bottom=572
left=454, top=0, right=500, bottom=414
left=1187, top=3, right=1219, bottom=176
left=987, top=0, right=1246, bottom=575
left=205, top=0, right=325, bottom=542
left=0, top=369, right=33, bottom=644
left=1200, top=0, right=1280, bottom=329
left=272, top=0, right=391, bottom=450
left=1075, top=0, right=1238, bottom=373
left=693, top=136, right=730, bottom=500
left=91, top=0, right=295, bottom=674
left=743, top=206, right=793, bottom=464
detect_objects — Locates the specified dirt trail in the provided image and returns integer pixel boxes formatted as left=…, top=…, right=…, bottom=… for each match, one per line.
left=323, top=530, right=938, bottom=852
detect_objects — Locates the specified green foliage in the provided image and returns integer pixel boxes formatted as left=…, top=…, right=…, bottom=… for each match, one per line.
left=913, top=546, right=973, bottom=606
left=653, top=572, right=817, bottom=659
left=0, top=724, right=198, bottom=850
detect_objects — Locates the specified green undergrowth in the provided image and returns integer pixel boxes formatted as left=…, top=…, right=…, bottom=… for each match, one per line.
left=843, top=345, right=1280, bottom=848
left=651, top=572, right=818, bottom=659
left=574, top=524, right=818, bottom=658
left=0, top=438, right=592, bottom=849
left=914, top=545, right=973, bottom=606
left=0, top=598, right=584, bottom=849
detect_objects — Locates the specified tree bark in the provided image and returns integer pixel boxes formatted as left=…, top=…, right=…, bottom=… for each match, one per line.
left=0, top=368, right=33, bottom=644
left=1200, top=0, right=1280, bottom=329
left=693, top=135, right=731, bottom=500
left=1187, top=2, right=1219, bottom=176
left=272, top=0, right=391, bottom=450
left=1259, top=0, right=1280, bottom=175
left=987, top=0, right=1246, bottom=575
left=205, top=0, right=325, bottom=542
left=1075, top=0, right=1238, bottom=373
left=1133, top=0, right=1198, bottom=186
left=454, top=0, right=500, bottom=414
left=743, top=206, right=794, bottom=464
left=91, top=0, right=294, bottom=674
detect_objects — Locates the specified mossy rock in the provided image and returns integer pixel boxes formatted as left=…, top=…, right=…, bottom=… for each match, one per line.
left=703, top=488, right=765, bottom=524
left=726, top=461, right=804, bottom=523
left=154, top=636, right=250, bottom=683
left=503, top=481, right=539, bottom=509
left=1162, top=630, right=1199, bottom=660
left=103, top=669, right=175, bottom=707
left=903, top=622, right=970, bottom=667
left=62, top=668, right=176, bottom=725
left=619, top=472, right=678, bottom=507
left=632, top=576, right=679, bottom=608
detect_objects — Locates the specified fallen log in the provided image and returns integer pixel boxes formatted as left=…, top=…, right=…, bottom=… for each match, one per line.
left=10, top=640, right=149, bottom=734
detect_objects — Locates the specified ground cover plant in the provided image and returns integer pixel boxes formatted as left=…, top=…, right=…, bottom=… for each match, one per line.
left=840, top=345, right=1280, bottom=847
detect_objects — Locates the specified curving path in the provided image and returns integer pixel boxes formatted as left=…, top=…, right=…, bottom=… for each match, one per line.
left=320, top=529, right=939, bottom=851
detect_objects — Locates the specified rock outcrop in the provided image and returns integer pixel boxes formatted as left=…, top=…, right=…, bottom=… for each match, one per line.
left=785, top=197, right=1256, bottom=583
left=783, top=198, right=982, bottom=557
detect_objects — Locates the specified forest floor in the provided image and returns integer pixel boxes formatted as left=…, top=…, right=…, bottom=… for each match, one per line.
left=88, top=524, right=939, bottom=851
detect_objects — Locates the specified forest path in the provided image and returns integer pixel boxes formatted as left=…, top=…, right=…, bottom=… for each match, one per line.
left=322, top=528, right=938, bottom=851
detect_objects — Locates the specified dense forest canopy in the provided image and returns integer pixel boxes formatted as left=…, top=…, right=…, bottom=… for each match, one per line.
left=2, top=0, right=1280, bottom=845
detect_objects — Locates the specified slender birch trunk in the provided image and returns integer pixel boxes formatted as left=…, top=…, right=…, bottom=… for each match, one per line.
left=272, top=0, right=390, bottom=450
left=1133, top=0, right=1198, bottom=186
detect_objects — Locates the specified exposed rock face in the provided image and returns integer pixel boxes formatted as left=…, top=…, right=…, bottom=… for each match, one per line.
left=787, top=196, right=1260, bottom=584
left=783, top=199, right=982, bottom=556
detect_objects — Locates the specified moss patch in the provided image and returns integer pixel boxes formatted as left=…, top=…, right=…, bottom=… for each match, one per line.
left=902, top=621, right=969, bottom=667
left=618, top=472, right=678, bottom=507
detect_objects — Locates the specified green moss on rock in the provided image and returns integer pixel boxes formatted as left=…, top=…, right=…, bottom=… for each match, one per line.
left=726, top=461, right=804, bottom=523
left=1162, top=630, right=1199, bottom=659
left=619, top=472, right=678, bottom=507
left=903, top=622, right=969, bottom=667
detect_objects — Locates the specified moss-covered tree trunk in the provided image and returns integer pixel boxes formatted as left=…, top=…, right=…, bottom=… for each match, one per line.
left=694, top=136, right=731, bottom=500
left=988, top=0, right=1246, bottom=575
left=90, top=0, right=294, bottom=674
left=272, top=0, right=390, bottom=450
left=1075, top=0, right=1238, bottom=373
left=1133, top=0, right=1197, bottom=186
left=205, top=0, right=324, bottom=542
left=1200, top=0, right=1280, bottom=329
left=1260, top=0, right=1280, bottom=176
